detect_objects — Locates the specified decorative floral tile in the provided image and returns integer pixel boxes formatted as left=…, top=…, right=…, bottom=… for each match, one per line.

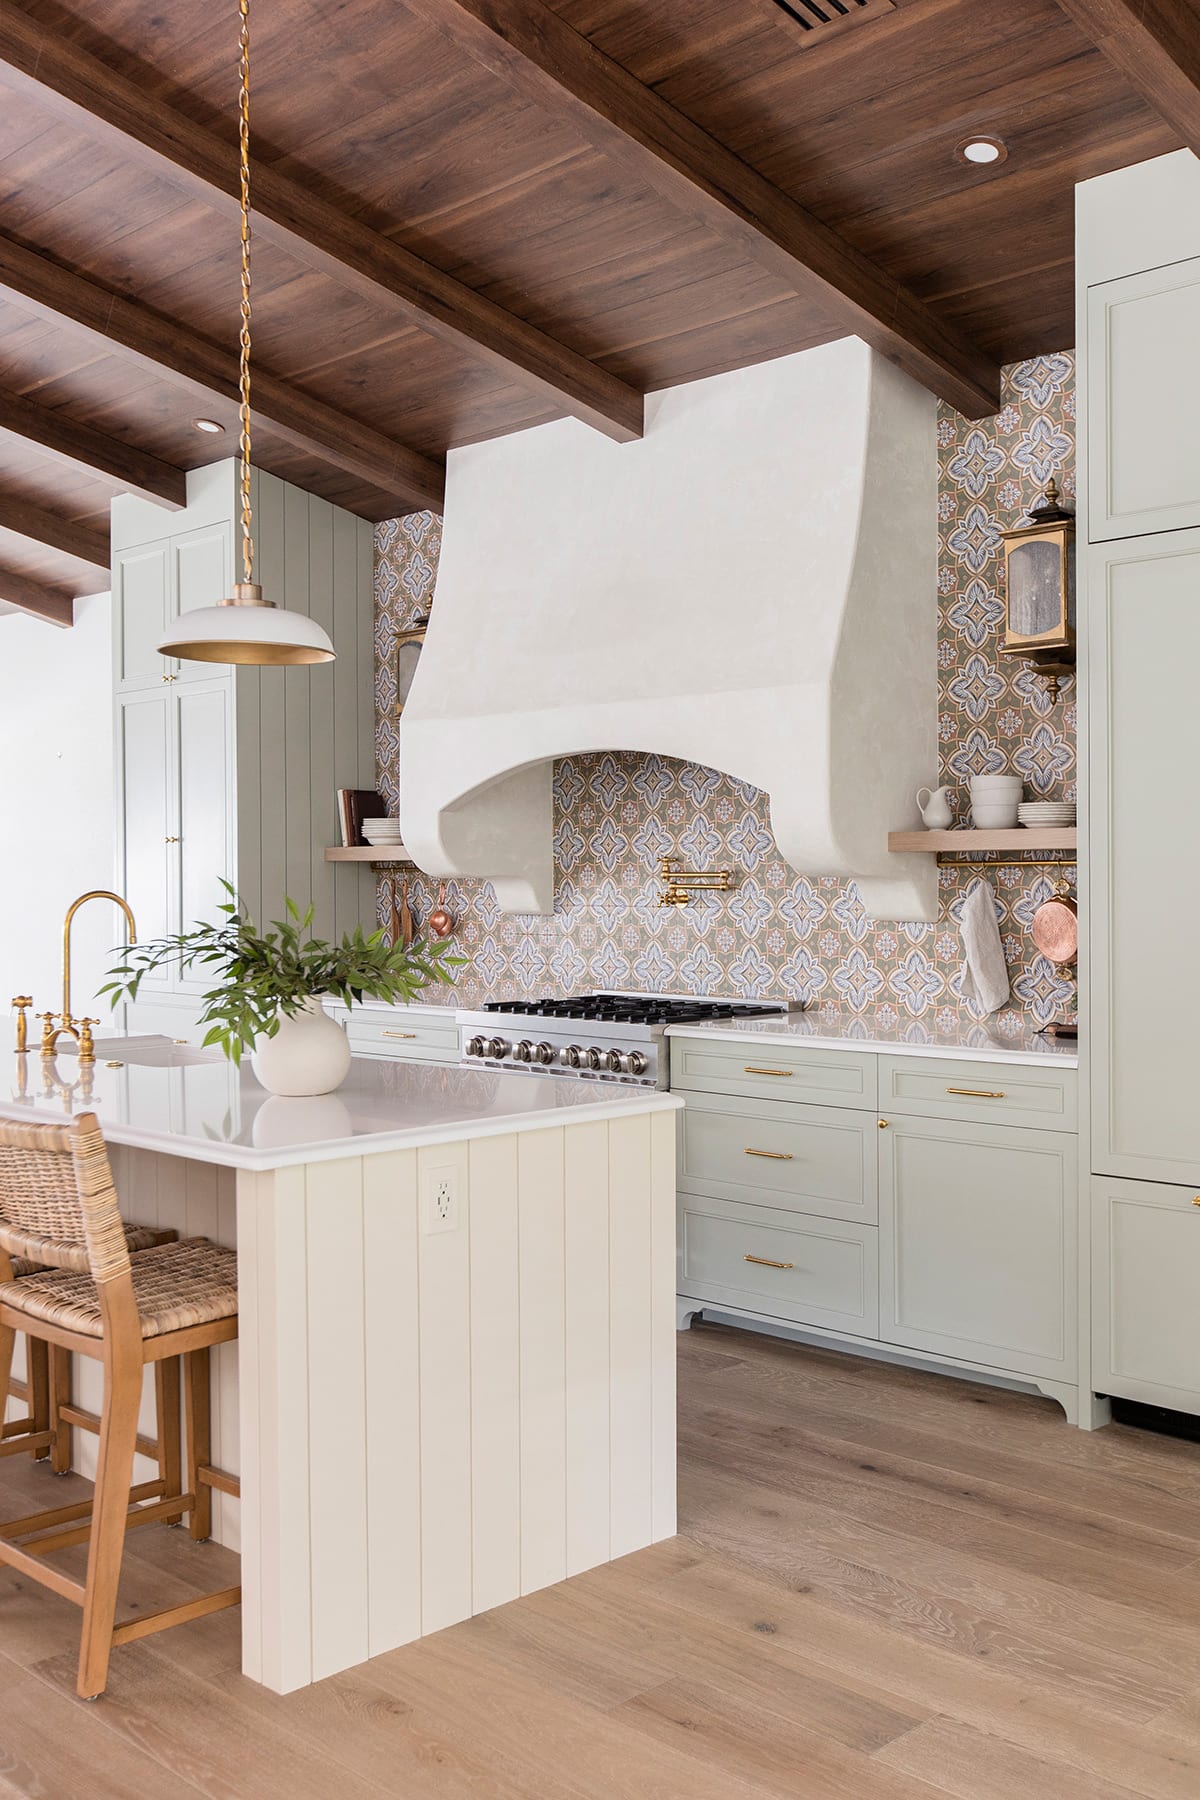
left=374, top=351, right=1076, bottom=1030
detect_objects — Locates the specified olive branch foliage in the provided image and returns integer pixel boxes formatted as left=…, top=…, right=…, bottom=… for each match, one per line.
left=100, top=880, right=463, bottom=1062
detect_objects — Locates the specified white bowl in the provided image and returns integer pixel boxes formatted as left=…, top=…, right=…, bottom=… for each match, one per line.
left=971, top=804, right=1020, bottom=829
left=970, top=775, right=1023, bottom=792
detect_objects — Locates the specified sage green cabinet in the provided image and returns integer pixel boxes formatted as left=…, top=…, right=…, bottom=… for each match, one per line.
left=1086, top=256, right=1200, bottom=542
left=678, top=1091, right=877, bottom=1224
left=677, top=1194, right=879, bottom=1338
left=1086, top=531, right=1200, bottom=1186
left=878, top=1115, right=1076, bottom=1383
left=1092, top=1176, right=1200, bottom=1414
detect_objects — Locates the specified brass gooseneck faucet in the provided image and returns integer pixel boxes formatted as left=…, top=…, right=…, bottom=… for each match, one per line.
left=34, top=891, right=138, bottom=1062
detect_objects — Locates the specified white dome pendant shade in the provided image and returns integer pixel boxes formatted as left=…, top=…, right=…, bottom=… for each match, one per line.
left=158, top=581, right=335, bottom=666
left=159, top=0, right=334, bottom=670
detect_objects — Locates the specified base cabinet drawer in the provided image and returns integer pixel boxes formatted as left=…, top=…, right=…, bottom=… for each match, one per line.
left=678, top=1195, right=878, bottom=1338
left=879, top=1056, right=1076, bottom=1133
left=670, top=1038, right=876, bottom=1109
left=879, top=1115, right=1076, bottom=1380
left=679, top=1093, right=877, bottom=1223
left=341, top=1011, right=460, bottom=1063
left=1092, top=1177, right=1200, bottom=1413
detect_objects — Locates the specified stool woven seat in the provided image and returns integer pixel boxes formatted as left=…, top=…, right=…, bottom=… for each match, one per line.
left=4, top=1237, right=238, bottom=1340
left=10, top=1220, right=176, bottom=1279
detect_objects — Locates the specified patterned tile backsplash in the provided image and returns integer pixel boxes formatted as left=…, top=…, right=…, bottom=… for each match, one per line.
left=374, top=351, right=1077, bottom=1034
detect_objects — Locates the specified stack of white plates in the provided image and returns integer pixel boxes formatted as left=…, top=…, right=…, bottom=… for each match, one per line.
left=362, top=817, right=403, bottom=846
left=1017, top=801, right=1076, bottom=827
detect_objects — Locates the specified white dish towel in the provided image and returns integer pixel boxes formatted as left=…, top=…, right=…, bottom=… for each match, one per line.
left=959, top=877, right=1010, bottom=1015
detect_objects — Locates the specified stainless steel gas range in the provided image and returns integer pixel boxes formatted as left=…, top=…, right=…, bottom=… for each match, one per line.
left=457, top=993, right=788, bottom=1088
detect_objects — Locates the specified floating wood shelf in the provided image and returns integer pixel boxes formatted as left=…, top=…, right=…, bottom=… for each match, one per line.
left=324, top=846, right=414, bottom=863
left=889, top=829, right=1076, bottom=854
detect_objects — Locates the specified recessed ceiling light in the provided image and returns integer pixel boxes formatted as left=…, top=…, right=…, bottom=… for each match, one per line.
left=955, top=136, right=1008, bottom=167
left=192, top=417, right=225, bottom=434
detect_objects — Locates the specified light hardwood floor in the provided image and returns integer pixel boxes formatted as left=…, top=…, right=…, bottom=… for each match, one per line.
left=3, top=1323, right=1200, bottom=1798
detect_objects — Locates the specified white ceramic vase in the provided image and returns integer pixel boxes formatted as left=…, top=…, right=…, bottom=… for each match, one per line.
left=251, top=996, right=352, bottom=1097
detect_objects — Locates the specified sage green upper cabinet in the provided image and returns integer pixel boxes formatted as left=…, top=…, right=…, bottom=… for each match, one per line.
left=1086, top=256, right=1200, bottom=542
left=114, top=542, right=171, bottom=688
left=172, top=522, right=233, bottom=684
left=1088, top=531, right=1200, bottom=1185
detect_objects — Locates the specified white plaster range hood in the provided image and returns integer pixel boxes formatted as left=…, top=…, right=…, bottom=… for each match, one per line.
left=399, top=337, right=939, bottom=922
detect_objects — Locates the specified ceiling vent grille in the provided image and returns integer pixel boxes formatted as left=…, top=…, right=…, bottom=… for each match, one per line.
left=765, top=0, right=895, bottom=40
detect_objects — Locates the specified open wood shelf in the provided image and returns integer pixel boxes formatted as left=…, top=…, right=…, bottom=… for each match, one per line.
left=324, top=846, right=414, bottom=863
left=889, top=829, right=1076, bottom=854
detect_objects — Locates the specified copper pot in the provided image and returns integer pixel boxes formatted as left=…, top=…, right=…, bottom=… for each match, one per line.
left=427, top=882, right=455, bottom=940
left=1031, top=878, right=1078, bottom=965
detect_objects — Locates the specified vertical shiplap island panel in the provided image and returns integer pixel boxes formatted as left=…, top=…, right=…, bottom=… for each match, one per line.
left=96, top=1105, right=677, bottom=1695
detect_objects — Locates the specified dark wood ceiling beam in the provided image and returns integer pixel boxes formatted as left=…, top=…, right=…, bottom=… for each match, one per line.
left=1053, top=0, right=1200, bottom=153
left=0, top=490, right=109, bottom=570
left=0, top=0, right=644, bottom=443
left=0, top=234, right=446, bottom=512
left=0, top=386, right=186, bottom=510
left=425, top=0, right=1002, bottom=419
left=0, top=567, right=73, bottom=627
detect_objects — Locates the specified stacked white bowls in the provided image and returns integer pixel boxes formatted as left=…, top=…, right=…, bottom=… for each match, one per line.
left=970, top=774, right=1023, bottom=829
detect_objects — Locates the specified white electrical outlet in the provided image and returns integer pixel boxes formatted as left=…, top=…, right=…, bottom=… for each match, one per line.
left=422, top=1165, right=459, bottom=1234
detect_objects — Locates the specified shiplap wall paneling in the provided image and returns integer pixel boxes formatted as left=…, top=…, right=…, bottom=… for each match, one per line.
left=417, top=1139, right=473, bottom=1634
left=564, top=1120, right=611, bottom=1577
left=468, top=1132, right=522, bottom=1612
left=363, top=1147, right=422, bottom=1657
left=609, top=1111, right=654, bottom=1559
left=518, top=1126, right=568, bottom=1596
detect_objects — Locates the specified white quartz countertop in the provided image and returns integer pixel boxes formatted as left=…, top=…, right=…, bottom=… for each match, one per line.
left=0, top=1044, right=681, bottom=1172
left=665, top=1011, right=1078, bottom=1068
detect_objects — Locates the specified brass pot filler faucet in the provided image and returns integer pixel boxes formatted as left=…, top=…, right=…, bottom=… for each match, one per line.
left=11, top=890, right=137, bottom=1063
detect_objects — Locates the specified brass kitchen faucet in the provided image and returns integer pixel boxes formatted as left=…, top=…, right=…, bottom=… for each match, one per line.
left=25, top=891, right=138, bottom=1063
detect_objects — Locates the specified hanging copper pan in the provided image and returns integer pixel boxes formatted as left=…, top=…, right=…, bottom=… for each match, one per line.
left=1031, top=878, right=1078, bottom=965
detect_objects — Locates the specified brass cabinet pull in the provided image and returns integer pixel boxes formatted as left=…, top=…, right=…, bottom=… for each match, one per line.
left=382, top=1031, right=418, bottom=1039
left=744, top=1253, right=794, bottom=1270
left=744, top=1147, right=794, bottom=1161
left=878, top=1119, right=889, bottom=1129
left=1192, top=1197, right=1200, bottom=1208
left=164, top=835, right=180, bottom=843
left=744, top=1066, right=794, bottom=1077
left=946, top=1086, right=1006, bottom=1099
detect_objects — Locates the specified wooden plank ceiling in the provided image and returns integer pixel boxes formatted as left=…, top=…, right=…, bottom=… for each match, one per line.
left=0, top=0, right=1190, bottom=621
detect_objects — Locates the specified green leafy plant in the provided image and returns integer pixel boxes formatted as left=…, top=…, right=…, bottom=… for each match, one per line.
left=101, top=881, right=464, bottom=1063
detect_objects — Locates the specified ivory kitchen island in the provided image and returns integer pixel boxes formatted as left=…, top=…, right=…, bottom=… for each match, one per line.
left=0, top=1045, right=682, bottom=1693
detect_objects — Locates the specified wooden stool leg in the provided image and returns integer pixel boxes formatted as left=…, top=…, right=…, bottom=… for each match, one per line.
left=77, top=1348, right=142, bottom=1700
left=27, top=1337, right=50, bottom=1462
left=184, top=1348, right=211, bottom=1542
left=0, top=1321, right=14, bottom=1434
left=49, top=1346, right=73, bottom=1474
left=155, top=1357, right=182, bottom=1502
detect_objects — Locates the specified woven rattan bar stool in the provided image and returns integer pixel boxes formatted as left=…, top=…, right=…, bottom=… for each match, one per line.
left=0, top=1112, right=240, bottom=1699
left=4, top=1221, right=179, bottom=1468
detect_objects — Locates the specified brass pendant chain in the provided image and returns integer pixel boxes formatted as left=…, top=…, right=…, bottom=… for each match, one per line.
left=237, top=0, right=254, bottom=586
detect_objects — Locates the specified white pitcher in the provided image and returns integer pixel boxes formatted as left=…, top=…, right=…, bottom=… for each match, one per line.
left=915, top=784, right=954, bottom=829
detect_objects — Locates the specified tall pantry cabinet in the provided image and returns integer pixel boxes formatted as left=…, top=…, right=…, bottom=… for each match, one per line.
left=111, top=461, right=377, bottom=1041
left=1078, top=152, right=1200, bottom=1415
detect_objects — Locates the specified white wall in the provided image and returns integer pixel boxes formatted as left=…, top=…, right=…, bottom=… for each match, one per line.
left=0, top=594, right=118, bottom=1038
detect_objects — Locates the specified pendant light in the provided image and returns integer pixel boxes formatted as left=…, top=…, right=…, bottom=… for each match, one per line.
left=158, top=0, right=335, bottom=667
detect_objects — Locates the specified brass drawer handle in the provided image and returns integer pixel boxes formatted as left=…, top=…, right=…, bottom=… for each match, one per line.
left=744, top=1066, right=794, bottom=1077
left=744, top=1253, right=794, bottom=1270
left=1192, top=1197, right=1200, bottom=1208
left=382, top=1031, right=418, bottom=1039
left=946, top=1086, right=1006, bottom=1099
left=744, top=1148, right=794, bottom=1161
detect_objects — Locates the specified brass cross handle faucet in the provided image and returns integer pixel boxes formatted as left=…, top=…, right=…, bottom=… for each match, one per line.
left=38, top=891, right=137, bottom=1058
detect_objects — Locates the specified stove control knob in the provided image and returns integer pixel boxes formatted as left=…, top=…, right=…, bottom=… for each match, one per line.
left=626, top=1051, right=649, bottom=1078
left=465, top=1035, right=486, bottom=1058
left=484, top=1036, right=511, bottom=1060
left=561, top=1044, right=584, bottom=1068
left=534, top=1041, right=556, bottom=1065
left=513, top=1040, right=534, bottom=1063
left=604, top=1048, right=625, bottom=1073
left=583, top=1045, right=605, bottom=1071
